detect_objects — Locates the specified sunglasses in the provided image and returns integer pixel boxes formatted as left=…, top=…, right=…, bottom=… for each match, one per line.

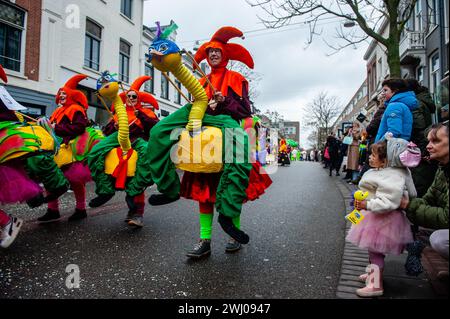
left=127, top=94, right=138, bottom=99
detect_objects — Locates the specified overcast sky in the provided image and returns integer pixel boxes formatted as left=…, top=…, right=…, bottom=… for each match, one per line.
left=143, top=0, right=369, bottom=147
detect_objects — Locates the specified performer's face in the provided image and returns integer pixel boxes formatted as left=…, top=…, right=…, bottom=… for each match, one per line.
left=59, top=91, right=67, bottom=105
left=208, top=48, right=223, bottom=67
left=127, top=91, right=138, bottom=107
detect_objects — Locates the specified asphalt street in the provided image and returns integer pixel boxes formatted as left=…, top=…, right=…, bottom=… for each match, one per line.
left=0, top=161, right=346, bottom=299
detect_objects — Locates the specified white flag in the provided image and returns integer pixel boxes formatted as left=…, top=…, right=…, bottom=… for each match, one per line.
left=0, top=85, right=27, bottom=111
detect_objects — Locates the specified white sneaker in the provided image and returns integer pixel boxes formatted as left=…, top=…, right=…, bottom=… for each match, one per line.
left=0, top=217, right=23, bottom=248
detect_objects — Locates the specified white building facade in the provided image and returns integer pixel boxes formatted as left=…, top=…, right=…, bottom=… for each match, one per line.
left=3, top=0, right=207, bottom=126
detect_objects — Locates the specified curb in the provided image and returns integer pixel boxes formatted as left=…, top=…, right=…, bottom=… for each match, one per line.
left=334, top=177, right=369, bottom=299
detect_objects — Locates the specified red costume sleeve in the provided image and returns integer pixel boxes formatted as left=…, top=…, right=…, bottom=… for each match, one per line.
left=54, top=111, right=88, bottom=144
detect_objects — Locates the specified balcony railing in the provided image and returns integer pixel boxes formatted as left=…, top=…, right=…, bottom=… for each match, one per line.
left=400, top=31, right=425, bottom=57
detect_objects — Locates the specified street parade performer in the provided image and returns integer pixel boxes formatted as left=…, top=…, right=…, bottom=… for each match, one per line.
left=144, top=24, right=272, bottom=255
left=278, top=139, right=290, bottom=166
left=0, top=65, right=62, bottom=246
left=36, top=74, right=103, bottom=223
left=87, top=73, right=159, bottom=227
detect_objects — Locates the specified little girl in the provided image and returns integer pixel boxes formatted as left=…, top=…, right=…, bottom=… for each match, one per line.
left=0, top=209, right=22, bottom=248
left=346, top=136, right=417, bottom=297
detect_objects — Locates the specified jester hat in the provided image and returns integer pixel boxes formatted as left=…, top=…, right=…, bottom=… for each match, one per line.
left=0, top=64, right=7, bottom=83
left=194, top=27, right=254, bottom=70
left=56, top=74, right=89, bottom=108
left=117, top=76, right=159, bottom=110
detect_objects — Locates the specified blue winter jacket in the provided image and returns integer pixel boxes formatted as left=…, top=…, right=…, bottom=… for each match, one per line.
left=375, top=91, right=418, bottom=142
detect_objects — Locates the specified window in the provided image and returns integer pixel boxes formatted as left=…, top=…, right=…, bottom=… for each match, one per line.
left=414, top=1, right=423, bottom=31
left=144, top=64, right=154, bottom=93
left=417, top=66, right=424, bottom=85
left=0, top=2, right=25, bottom=72
left=444, top=0, right=449, bottom=43
left=121, top=0, right=132, bottom=19
left=174, top=80, right=181, bottom=104
left=84, top=19, right=102, bottom=71
left=119, top=40, right=131, bottom=83
left=429, top=0, right=439, bottom=27
left=429, top=53, right=440, bottom=94
left=161, top=72, right=169, bottom=99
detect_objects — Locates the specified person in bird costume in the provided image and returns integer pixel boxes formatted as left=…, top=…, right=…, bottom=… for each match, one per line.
left=87, top=75, right=159, bottom=227
left=35, top=74, right=103, bottom=223
left=145, top=25, right=272, bottom=257
left=0, top=65, right=66, bottom=246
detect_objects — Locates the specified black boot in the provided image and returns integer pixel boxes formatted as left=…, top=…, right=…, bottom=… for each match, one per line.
left=37, top=209, right=61, bottom=223
left=225, top=239, right=242, bottom=253
left=43, top=185, right=69, bottom=203
left=27, top=193, right=45, bottom=208
left=89, top=194, right=115, bottom=208
left=68, top=209, right=87, bottom=222
left=218, top=214, right=249, bottom=244
left=148, top=193, right=180, bottom=206
left=186, top=239, right=211, bottom=258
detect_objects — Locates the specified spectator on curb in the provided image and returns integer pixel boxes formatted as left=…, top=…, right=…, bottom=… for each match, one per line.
left=346, top=137, right=417, bottom=297
left=358, top=92, right=387, bottom=180
left=375, top=78, right=418, bottom=143
left=405, top=123, right=449, bottom=261
left=326, top=134, right=341, bottom=177
left=346, top=121, right=363, bottom=183
left=405, top=79, right=439, bottom=197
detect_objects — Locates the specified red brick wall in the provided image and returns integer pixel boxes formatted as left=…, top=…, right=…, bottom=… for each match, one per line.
left=14, top=0, right=42, bottom=81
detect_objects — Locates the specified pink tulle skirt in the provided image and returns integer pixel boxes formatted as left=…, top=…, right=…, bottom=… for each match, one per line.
left=63, top=162, right=92, bottom=185
left=346, top=210, right=413, bottom=255
left=0, top=164, right=42, bottom=204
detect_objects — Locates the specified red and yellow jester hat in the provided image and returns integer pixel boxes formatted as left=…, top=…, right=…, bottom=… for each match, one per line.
left=55, top=74, right=88, bottom=108
left=0, top=64, right=8, bottom=83
left=51, top=74, right=88, bottom=124
left=113, top=76, right=159, bottom=127
left=194, top=26, right=254, bottom=70
left=118, top=76, right=159, bottom=111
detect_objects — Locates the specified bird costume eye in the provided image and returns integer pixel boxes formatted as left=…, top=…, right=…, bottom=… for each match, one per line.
left=159, top=43, right=168, bottom=53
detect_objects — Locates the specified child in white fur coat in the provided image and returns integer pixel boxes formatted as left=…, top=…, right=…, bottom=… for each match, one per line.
left=346, top=136, right=417, bottom=297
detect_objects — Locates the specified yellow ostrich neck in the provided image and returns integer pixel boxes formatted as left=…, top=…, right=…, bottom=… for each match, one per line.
left=112, top=94, right=131, bottom=152
left=172, top=63, right=208, bottom=130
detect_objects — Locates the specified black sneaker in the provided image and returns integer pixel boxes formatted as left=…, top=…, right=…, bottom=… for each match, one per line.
left=218, top=214, right=249, bottom=244
left=37, top=209, right=61, bottom=223
left=68, top=209, right=87, bottom=222
left=26, top=193, right=45, bottom=208
left=225, top=239, right=242, bottom=253
left=89, top=194, right=115, bottom=208
left=186, top=239, right=211, bottom=258
left=148, top=193, right=180, bottom=206
left=44, top=185, right=69, bottom=203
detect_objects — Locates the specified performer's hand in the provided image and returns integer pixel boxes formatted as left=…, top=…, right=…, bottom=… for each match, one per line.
left=209, top=100, right=218, bottom=111
left=355, top=200, right=367, bottom=211
left=214, top=91, right=225, bottom=103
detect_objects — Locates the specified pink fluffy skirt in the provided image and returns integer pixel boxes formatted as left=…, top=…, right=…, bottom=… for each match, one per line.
left=63, top=162, right=92, bottom=185
left=0, top=164, right=42, bottom=204
left=346, top=210, right=413, bottom=255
